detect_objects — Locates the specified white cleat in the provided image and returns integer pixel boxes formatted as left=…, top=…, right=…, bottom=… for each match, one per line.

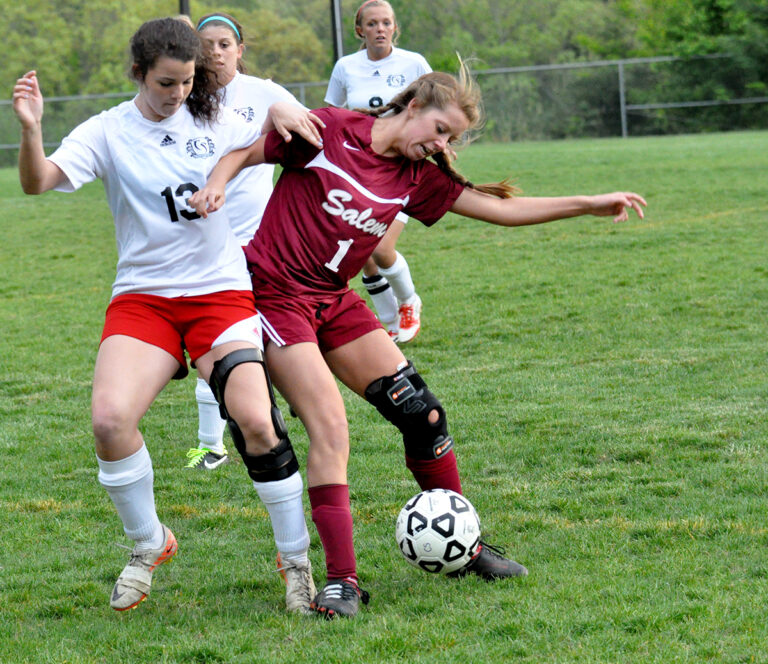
left=277, top=553, right=316, bottom=615
left=110, top=525, right=178, bottom=611
left=397, top=295, right=422, bottom=343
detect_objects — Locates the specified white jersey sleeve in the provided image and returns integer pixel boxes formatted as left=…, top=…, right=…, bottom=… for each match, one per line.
left=324, top=60, right=348, bottom=108
left=48, top=115, right=108, bottom=192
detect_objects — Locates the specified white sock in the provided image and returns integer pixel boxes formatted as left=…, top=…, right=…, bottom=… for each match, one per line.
left=362, top=273, right=399, bottom=330
left=97, top=443, right=164, bottom=549
left=253, top=472, right=310, bottom=563
left=378, top=251, right=416, bottom=304
left=196, top=377, right=226, bottom=454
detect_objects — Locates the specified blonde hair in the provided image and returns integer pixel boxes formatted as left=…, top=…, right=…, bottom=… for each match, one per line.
left=364, top=62, right=517, bottom=199
left=354, top=0, right=400, bottom=49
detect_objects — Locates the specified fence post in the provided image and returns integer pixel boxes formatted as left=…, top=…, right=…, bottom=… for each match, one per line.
left=618, top=61, right=628, bottom=138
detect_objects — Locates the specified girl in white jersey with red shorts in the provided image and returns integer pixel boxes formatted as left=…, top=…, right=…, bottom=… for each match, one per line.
left=12, top=17, right=323, bottom=615
left=325, top=0, right=431, bottom=344
left=190, top=63, right=646, bottom=619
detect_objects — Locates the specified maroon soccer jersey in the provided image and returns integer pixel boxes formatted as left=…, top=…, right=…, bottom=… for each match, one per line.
left=244, top=107, right=465, bottom=297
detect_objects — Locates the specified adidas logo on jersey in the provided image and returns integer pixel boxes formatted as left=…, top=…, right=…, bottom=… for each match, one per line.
left=373, top=70, right=381, bottom=76
left=160, top=135, right=176, bottom=146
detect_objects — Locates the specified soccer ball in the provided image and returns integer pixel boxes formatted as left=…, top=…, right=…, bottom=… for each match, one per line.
left=395, top=489, right=481, bottom=574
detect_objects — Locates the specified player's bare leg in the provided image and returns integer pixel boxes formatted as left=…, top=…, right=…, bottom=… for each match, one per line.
left=327, top=330, right=527, bottom=580
left=267, top=342, right=368, bottom=617
left=92, top=335, right=180, bottom=610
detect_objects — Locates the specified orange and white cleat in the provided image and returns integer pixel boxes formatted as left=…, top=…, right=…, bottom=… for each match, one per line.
left=110, top=525, right=177, bottom=611
left=397, top=295, right=422, bottom=343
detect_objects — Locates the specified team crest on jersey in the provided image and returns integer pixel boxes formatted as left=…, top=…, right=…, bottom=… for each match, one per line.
left=186, top=137, right=215, bottom=158
left=234, top=106, right=255, bottom=122
left=387, top=74, right=406, bottom=88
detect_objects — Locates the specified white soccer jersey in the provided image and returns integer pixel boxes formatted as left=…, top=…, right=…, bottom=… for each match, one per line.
left=324, top=47, right=432, bottom=111
left=48, top=100, right=260, bottom=299
left=220, top=73, right=303, bottom=242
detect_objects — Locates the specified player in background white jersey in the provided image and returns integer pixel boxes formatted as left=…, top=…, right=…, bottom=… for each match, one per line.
left=325, top=0, right=431, bottom=343
left=184, top=13, right=301, bottom=467
left=190, top=63, right=646, bottom=618
left=12, top=17, right=322, bottom=615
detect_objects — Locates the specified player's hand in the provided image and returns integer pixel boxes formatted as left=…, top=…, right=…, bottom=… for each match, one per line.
left=267, top=102, right=325, bottom=149
left=13, top=71, right=44, bottom=129
left=188, top=187, right=226, bottom=218
left=588, top=192, right=647, bottom=223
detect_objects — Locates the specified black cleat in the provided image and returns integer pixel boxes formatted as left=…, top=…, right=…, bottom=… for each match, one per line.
left=310, top=578, right=370, bottom=619
left=448, top=541, right=528, bottom=580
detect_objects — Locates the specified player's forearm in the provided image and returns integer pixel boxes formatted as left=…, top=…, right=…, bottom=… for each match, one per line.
left=17, top=123, right=56, bottom=194
left=207, top=148, right=250, bottom=189
left=496, top=195, right=593, bottom=226
left=452, top=188, right=593, bottom=227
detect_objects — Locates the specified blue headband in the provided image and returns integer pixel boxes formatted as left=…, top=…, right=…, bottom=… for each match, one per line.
left=197, top=16, right=241, bottom=40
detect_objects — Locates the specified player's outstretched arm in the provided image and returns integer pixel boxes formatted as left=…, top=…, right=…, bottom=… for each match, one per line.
left=449, top=187, right=647, bottom=227
left=263, top=102, right=325, bottom=148
left=188, top=135, right=269, bottom=217
left=13, top=71, right=66, bottom=194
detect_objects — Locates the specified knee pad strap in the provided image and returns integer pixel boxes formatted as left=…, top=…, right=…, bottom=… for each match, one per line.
left=209, top=347, right=295, bottom=481
left=209, top=347, right=264, bottom=420
left=239, top=436, right=299, bottom=483
left=364, top=361, right=454, bottom=460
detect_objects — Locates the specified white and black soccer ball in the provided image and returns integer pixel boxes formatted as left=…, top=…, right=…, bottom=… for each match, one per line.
left=395, top=489, right=481, bottom=574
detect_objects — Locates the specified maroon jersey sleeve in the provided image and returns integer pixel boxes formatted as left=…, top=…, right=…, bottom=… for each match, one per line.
left=263, top=107, right=338, bottom=168
left=402, top=160, right=466, bottom=226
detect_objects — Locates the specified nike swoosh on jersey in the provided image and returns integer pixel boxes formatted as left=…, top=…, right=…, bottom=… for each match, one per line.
left=342, top=141, right=361, bottom=152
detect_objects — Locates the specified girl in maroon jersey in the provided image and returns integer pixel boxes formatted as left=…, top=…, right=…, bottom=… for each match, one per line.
left=189, top=64, right=646, bottom=619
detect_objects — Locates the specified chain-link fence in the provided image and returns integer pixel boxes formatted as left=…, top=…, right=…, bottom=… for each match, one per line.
left=2, top=54, right=766, bottom=167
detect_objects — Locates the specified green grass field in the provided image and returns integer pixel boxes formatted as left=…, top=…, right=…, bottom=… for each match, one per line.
left=2, top=131, right=767, bottom=663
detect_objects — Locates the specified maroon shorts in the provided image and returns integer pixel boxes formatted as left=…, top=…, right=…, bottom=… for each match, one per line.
left=253, top=279, right=382, bottom=353
left=102, top=290, right=260, bottom=377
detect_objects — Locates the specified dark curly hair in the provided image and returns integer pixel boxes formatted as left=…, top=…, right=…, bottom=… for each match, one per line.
left=129, top=17, right=219, bottom=124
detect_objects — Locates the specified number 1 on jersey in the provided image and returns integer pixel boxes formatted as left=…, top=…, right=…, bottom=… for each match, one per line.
left=325, top=239, right=354, bottom=273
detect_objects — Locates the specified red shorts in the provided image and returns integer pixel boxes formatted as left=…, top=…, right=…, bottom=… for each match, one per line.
left=253, top=278, right=382, bottom=353
left=102, top=290, right=260, bottom=378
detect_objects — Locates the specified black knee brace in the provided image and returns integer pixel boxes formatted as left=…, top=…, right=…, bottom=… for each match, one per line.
left=364, top=361, right=454, bottom=460
left=209, top=348, right=298, bottom=482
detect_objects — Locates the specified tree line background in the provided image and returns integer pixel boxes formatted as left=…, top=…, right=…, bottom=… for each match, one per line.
left=2, top=0, right=767, bottom=158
